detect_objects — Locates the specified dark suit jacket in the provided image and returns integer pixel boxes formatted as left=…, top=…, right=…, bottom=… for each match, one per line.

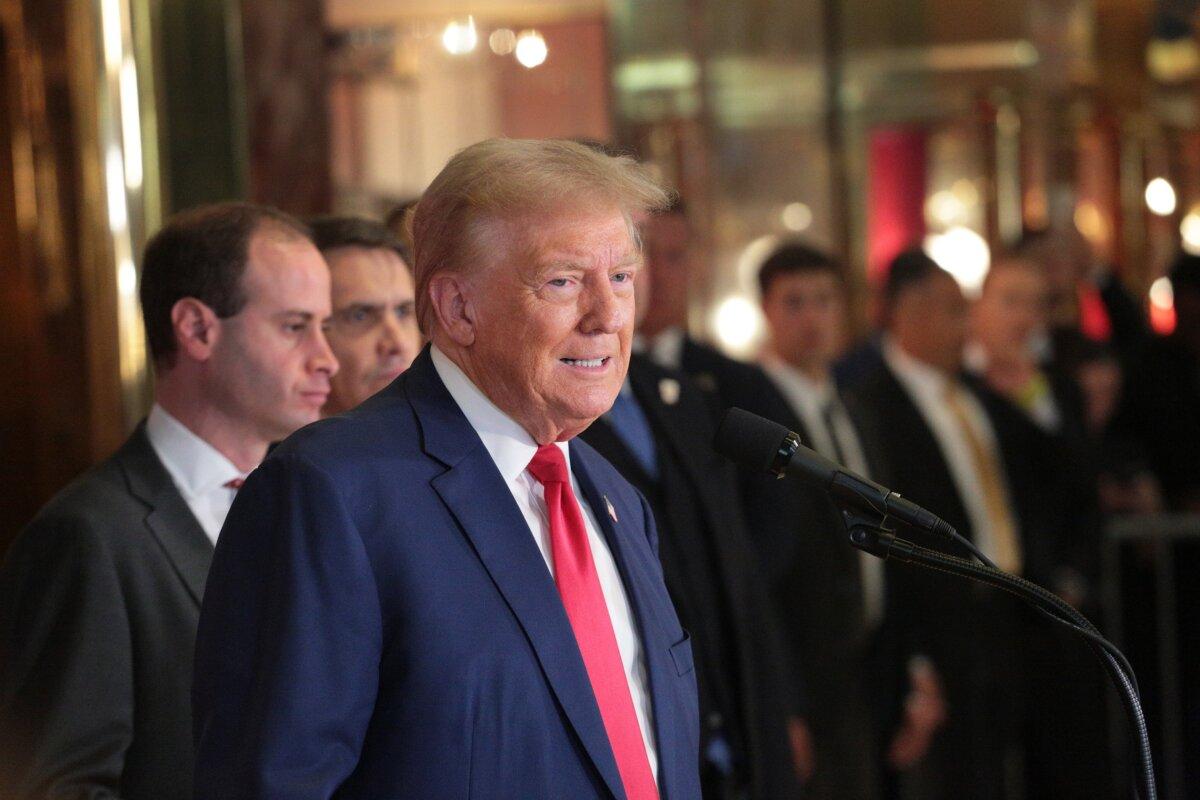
left=0, top=425, right=212, bottom=800
left=581, top=355, right=802, bottom=799
left=673, top=339, right=893, bottom=797
left=192, top=348, right=702, bottom=800
left=849, top=363, right=1058, bottom=799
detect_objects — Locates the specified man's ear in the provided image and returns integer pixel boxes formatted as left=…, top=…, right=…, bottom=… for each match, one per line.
left=428, top=273, right=476, bottom=347
left=171, top=297, right=221, bottom=363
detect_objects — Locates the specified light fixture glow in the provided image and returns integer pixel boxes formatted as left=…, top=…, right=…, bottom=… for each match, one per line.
left=119, top=57, right=143, bottom=190
left=712, top=295, right=762, bottom=354
left=441, top=17, right=478, bottom=55
left=951, top=178, right=979, bottom=208
left=117, top=256, right=138, bottom=297
left=1145, top=177, right=1177, bottom=216
left=515, top=30, right=548, bottom=68
left=100, top=0, right=123, bottom=71
left=1181, top=206, right=1200, bottom=254
left=926, top=190, right=964, bottom=227
left=1149, top=276, right=1174, bottom=310
left=105, top=145, right=128, bottom=232
left=923, top=226, right=991, bottom=296
left=781, top=202, right=812, bottom=232
left=1073, top=201, right=1107, bottom=244
left=489, top=28, right=516, bottom=55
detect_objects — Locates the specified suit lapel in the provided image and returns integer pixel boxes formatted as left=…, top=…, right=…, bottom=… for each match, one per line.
left=119, top=425, right=213, bottom=605
left=406, top=350, right=627, bottom=800
left=626, top=362, right=728, bottom=536
left=571, top=441, right=686, bottom=800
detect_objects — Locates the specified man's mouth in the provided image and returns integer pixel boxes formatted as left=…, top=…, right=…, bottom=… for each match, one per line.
left=560, top=357, right=610, bottom=368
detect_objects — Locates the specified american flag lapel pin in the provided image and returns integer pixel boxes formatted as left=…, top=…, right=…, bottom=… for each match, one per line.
left=604, top=495, right=618, bottom=523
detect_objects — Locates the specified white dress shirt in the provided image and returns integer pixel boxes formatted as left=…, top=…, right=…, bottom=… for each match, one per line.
left=145, top=404, right=249, bottom=546
left=431, top=345, right=659, bottom=780
left=760, top=353, right=885, bottom=625
left=881, top=337, right=1019, bottom=564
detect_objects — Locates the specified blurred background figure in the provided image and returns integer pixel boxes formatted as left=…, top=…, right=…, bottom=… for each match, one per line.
left=309, top=216, right=421, bottom=416
left=1116, top=253, right=1200, bottom=512
left=581, top=241, right=807, bottom=799
left=850, top=250, right=1039, bottom=799
left=756, top=242, right=941, bottom=800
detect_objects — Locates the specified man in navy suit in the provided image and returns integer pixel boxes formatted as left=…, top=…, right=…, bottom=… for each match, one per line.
left=192, top=139, right=701, bottom=799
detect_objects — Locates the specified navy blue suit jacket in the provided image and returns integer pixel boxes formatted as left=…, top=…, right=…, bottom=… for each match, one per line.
left=192, top=349, right=701, bottom=799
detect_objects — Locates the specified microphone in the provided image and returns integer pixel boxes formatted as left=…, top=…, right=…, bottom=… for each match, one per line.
left=713, top=406, right=955, bottom=540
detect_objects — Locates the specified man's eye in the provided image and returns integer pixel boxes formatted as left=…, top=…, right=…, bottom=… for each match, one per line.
left=612, top=272, right=633, bottom=283
left=286, top=323, right=307, bottom=334
left=547, top=278, right=570, bottom=288
left=351, top=308, right=371, bottom=322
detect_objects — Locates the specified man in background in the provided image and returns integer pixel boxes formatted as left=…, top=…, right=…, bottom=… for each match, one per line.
left=0, top=202, right=337, bottom=800
left=756, top=242, right=944, bottom=799
left=309, top=216, right=421, bottom=415
left=851, top=249, right=1061, bottom=799
left=582, top=238, right=806, bottom=799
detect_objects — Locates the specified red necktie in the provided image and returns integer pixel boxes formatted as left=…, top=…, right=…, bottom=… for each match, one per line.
left=223, top=478, right=245, bottom=490
left=527, top=444, right=659, bottom=800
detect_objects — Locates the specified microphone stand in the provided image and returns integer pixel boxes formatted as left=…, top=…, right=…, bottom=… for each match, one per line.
left=839, top=504, right=1158, bottom=800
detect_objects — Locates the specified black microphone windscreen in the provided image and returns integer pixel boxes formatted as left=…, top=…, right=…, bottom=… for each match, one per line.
left=713, top=407, right=793, bottom=473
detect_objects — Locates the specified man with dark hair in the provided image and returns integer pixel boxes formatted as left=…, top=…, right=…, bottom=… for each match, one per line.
left=0, top=201, right=337, bottom=800
left=850, top=255, right=1064, bottom=799
left=756, top=242, right=943, bottom=800
left=308, top=215, right=421, bottom=415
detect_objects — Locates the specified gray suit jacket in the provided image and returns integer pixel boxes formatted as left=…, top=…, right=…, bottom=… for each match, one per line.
left=0, top=424, right=212, bottom=800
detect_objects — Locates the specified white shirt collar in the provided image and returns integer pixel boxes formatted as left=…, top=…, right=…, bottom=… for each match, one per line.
left=145, top=403, right=246, bottom=500
left=430, top=344, right=571, bottom=483
left=882, top=334, right=954, bottom=402
left=759, top=351, right=836, bottom=406
left=963, top=340, right=989, bottom=375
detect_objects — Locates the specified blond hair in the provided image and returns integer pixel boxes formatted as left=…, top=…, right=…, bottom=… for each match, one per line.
left=408, top=138, right=670, bottom=335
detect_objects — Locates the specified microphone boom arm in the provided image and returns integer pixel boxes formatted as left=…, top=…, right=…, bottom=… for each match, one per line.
left=838, top=503, right=1156, bottom=800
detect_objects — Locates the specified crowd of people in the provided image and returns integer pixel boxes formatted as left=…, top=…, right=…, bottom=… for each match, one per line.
left=1, top=138, right=1198, bottom=799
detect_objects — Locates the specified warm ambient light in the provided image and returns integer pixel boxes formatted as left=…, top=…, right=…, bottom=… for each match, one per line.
left=489, top=28, right=516, bottom=55
left=441, top=17, right=478, bottom=55
left=1145, top=177, right=1177, bottom=216
left=1149, top=276, right=1177, bottom=335
left=781, top=202, right=812, bottom=232
left=1181, top=206, right=1200, bottom=254
left=1150, top=276, right=1174, bottom=310
left=712, top=295, right=762, bottom=355
left=924, top=226, right=991, bottom=297
left=515, top=30, right=548, bottom=68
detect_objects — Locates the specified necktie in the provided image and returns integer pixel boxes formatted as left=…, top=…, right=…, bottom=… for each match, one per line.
left=606, top=390, right=659, bottom=479
left=527, top=444, right=659, bottom=800
left=819, top=398, right=849, bottom=466
left=942, top=383, right=1022, bottom=573
left=223, top=478, right=245, bottom=490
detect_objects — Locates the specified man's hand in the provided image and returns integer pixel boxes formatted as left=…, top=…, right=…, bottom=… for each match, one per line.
left=787, top=716, right=816, bottom=783
left=886, top=657, right=946, bottom=770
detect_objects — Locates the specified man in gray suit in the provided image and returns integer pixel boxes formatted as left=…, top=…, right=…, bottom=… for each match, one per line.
left=0, top=202, right=338, bottom=799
